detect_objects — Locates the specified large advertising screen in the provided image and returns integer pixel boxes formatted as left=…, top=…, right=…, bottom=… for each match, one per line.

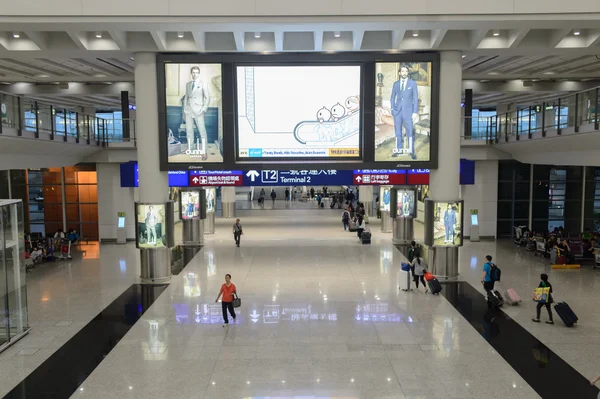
left=164, top=63, right=223, bottom=163
left=425, top=200, right=463, bottom=247
left=374, top=62, right=433, bottom=163
left=236, top=65, right=361, bottom=160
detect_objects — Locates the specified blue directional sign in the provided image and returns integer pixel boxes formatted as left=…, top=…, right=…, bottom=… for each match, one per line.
left=242, top=169, right=354, bottom=186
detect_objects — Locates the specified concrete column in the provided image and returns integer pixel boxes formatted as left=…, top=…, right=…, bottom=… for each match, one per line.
left=135, top=53, right=168, bottom=202
left=135, top=52, right=170, bottom=282
left=221, top=187, right=236, bottom=218
left=360, top=186, right=374, bottom=217
left=429, top=51, right=462, bottom=279
left=429, top=51, right=461, bottom=201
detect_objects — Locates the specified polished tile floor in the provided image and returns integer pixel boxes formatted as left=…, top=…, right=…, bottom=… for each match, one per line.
left=1, top=203, right=599, bottom=399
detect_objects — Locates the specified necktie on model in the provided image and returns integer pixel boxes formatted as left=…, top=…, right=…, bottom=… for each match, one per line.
left=192, top=81, right=195, bottom=90
left=400, top=80, right=405, bottom=92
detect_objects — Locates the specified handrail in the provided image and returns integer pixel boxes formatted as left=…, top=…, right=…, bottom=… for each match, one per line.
left=0, top=91, right=136, bottom=146
left=463, top=85, right=600, bottom=143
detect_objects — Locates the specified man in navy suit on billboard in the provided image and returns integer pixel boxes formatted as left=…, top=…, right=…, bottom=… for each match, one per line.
left=390, top=65, right=419, bottom=160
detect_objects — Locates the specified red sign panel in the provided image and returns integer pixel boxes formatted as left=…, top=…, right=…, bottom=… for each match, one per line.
left=407, top=173, right=430, bottom=185
left=189, top=174, right=242, bottom=186
left=353, top=173, right=407, bottom=185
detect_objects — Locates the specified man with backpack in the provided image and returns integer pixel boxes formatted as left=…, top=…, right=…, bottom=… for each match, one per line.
left=481, top=255, right=500, bottom=293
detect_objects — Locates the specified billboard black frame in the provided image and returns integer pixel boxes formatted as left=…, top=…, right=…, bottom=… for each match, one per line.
left=157, top=52, right=440, bottom=171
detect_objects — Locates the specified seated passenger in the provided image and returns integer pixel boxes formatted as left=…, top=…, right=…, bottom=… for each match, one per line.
left=557, top=239, right=575, bottom=264
left=67, top=228, right=79, bottom=243
left=31, top=247, right=43, bottom=263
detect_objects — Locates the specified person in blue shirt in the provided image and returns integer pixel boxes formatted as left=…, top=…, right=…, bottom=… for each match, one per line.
left=481, top=255, right=496, bottom=293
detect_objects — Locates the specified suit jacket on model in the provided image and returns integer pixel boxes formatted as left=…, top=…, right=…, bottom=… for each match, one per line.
left=390, top=78, right=418, bottom=117
left=184, top=80, right=210, bottom=118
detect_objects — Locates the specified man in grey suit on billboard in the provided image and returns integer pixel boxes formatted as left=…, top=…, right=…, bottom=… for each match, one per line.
left=390, top=65, right=419, bottom=160
left=184, top=66, right=211, bottom=160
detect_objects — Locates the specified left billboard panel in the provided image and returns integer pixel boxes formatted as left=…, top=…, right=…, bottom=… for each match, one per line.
left=164, top=63, right=224, bottom=163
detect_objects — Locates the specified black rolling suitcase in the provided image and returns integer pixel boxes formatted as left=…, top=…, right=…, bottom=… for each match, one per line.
left=487, top=290, right=504, bottom=308
left=554, top=302, right=578, bottom=327
left=361, top=229, right=371, bottom=244
left=427, top=278, right=442, bottom=294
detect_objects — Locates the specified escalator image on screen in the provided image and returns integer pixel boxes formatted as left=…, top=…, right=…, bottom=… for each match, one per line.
left=236, top=65, right=361, bottom=159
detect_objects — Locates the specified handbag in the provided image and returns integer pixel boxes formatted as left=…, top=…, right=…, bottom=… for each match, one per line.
left=533, top=287, right=550, bottom=303
left=232, top=293, right=241, bottom=308
left=401, top=262, right=411, bottom=272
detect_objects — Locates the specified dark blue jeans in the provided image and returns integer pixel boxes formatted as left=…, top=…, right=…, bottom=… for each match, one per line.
left=222, top=301, right=236, bottom=324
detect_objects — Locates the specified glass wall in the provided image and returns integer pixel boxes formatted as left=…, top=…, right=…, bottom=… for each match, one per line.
left=0, top=200, right=29, bottom=349
left=64, top=166, right=99, bottom=240
left=96, top=111, right=123, bottom=142
left=3, top=168, right=99, bottom=240
left=497, top=161, right=593, bottom=237
left=471, top=109, right=497, bottom=139
left=497, top=161, right=530, bottom=237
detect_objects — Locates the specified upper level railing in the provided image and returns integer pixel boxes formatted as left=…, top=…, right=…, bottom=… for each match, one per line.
left=0, top=91, right=136, bottom=146
left=463, top=86, right=600, bottom=144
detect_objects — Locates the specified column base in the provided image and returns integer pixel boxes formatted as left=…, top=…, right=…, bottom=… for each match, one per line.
left=182, top=219, right=204, bottom=246
left=204, top=213, right=215, bottom=234
left=222, top=202, right=236, bottom=218
left=140, top=247, right=171, bottom=283
left=392, top=217, right=414, bottom=245
left=381, top=211, right=393, bottom=233
left=433, top=246, right=460, bottom=280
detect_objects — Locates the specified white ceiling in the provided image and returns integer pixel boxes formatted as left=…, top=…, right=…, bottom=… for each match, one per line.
left=1, top=17, right=600, bottom=109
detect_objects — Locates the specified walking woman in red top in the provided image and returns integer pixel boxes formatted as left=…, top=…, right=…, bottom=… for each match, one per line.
left=215, top=274, right=237, bottom=327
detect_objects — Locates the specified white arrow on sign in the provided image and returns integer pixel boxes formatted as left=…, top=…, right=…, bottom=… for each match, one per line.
left=355, top=175, right=362, bottom=183
left=192, top=177, right=199, bottom=183
left=246, top=170, right=259, bottom=182
left=250, top=310, right=260, bottom=323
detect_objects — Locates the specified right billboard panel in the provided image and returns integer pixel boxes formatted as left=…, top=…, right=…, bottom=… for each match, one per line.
left=374, top=62, right=433, bottom=163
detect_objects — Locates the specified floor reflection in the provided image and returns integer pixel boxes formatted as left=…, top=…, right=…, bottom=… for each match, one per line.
left=441, top=281, right=599, bottom=399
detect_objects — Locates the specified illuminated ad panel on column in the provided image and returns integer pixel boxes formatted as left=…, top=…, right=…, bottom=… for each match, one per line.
left=236, top=65, right=361, bottom=160
left=374, top=62, right=433, bottom=163
left=164, top=63, right=223, bottom=163
left=353, top=170, right=407, bottom=185
left=189, top=170, right=243, bottom=186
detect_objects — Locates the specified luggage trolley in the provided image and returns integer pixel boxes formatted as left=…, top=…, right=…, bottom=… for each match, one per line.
left=58, top=239, right=72, bottom=260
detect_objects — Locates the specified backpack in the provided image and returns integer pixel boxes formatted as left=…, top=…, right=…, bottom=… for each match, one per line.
left=342, top=212, right=350, bottom=222
left=489, top=263, right=501, bottom=282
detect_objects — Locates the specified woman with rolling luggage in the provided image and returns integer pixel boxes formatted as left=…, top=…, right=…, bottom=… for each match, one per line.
left=411, top=251, right=428, bottom=293
left=532, top=273, right=554, bottom=324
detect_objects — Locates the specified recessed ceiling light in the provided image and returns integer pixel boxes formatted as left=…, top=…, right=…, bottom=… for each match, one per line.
left=493, top=30, right=500, bottom=37
left=334, top=31, right=341, bottom=38
left=254, top=32, right=261, bottom=39
left=94, top=73, right=106, bottom=78
left=573, top=30, right=581, bottom=36
left=462, top=54, right=466, bottom=59
left=177, top=32, right=184, bottom=38
left=488, top=72, right=499, bottom=75
left=543, top=71, right=555, bottom=75
left=95, top=32, right=102, bottom=39
left=129, top=56, right=134, bottom=61
left=412, top=30, right=419, bottom=37
left=35, top=74, right=50, bottom=78
left=13, top=32, right=20, bottom=39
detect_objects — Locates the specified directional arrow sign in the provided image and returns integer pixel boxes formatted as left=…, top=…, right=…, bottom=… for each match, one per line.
left=250, top=310, right=260, bottom=323
left=192, top=177, right=199, bottom=183
left=246, top=170, right=259, bottom=182
left=355, top=175, right=362, bottom=183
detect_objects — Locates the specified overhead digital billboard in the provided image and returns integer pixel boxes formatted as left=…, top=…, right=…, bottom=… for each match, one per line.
left=374, top=62, right=433, bottom=163
left=163, top=63, right=223, bottom=163
left=236, top=65, right=361, bottom=160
